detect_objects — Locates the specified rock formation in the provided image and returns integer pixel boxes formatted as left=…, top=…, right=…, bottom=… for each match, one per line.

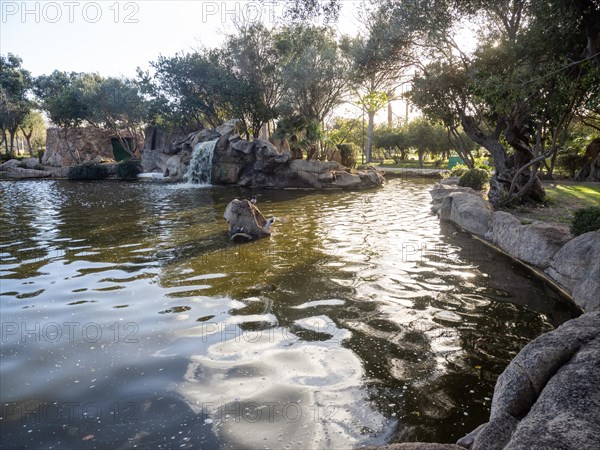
left=140, top=120, right=384, bottom=189
left=0, top=158, right=51, bottom=179
left=223, top=199, right=274, bottom=242
left=43, top=127, right=142, bottom=167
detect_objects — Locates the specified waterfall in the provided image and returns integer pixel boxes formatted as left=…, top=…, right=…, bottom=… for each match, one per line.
left=184, top=139, right=218, bottom=185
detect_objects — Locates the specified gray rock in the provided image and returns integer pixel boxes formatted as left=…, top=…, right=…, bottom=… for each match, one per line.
left=440, top=192, right=493, bottom=237
left=223, top=199, right=273, bottom=241
left=492, top=213, right=571, bottom=269
left=363, top=444, right=464, bottom=450
left=0, top=159, right=20, bottom=171
left=492, top=211, right=522, bottom=256
left=505, top=336, right=600, bottom=449
left=456, top=423, right=487, bottom=448
left=546, top=231, right=600, bottom=311
left=471, top=312, right=600, bottom=450
left=430, top=184, right=477, bottom=214
left=518, top=221, right=571, bottom=268
left=231, top=139, right=255, bottom=154
left=190, top=129, right=220, bottom=147
left=358, top=166, right=386, bottom=187
left=21, top=157, right=40, bottom=169
left=141, top=123, right=384, bottom=189
left=1, top=167, right=51, bottom=179
left=141, top=148, right=170, bottom=173
left=330, top=171, right=363, bottom=188
left=216, top=119, right=242, bottom=136
left=164, top=155, right=182, bottom=179
left=471, top=412, right=519, bottom=450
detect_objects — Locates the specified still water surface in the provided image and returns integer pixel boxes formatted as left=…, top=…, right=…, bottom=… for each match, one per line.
left=0, top=179, right=577, bottom=449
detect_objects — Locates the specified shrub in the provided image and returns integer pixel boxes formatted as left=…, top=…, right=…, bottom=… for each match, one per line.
left=458, top=168, right=491, bottom=191
left=450, top=163, right=469, bottom=177
left=337, top=143, right=358, bottom=169
left=556, top=153, right=587, bottom=178
left=116, top=159, right=142, bottom=180
left=37, top=150, right=44, bottom=163
left=571, top=206, right=600, bottom=236
left=67, top=163, right=109, bottom=180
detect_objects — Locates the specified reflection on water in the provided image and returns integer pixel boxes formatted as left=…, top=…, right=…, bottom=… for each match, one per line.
left=0, top=179, right=578, bottom=449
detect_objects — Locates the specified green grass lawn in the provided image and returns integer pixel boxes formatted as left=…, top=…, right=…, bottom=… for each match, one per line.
left=378, top=160, right=444, bottom=169
left=509, top=182, right=600, bottom=225
left=545, top=183, right=600, bottom=207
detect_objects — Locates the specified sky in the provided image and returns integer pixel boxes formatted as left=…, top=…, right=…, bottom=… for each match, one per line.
left=0, top=0, right=417, bottom=123
left=1, top=0, right=365, bottom=77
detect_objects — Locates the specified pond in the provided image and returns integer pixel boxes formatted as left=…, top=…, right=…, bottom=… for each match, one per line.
left=0, top=178, right=578, bottom=449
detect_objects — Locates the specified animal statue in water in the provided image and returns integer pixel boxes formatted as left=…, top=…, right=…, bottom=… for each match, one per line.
left=223, top=198, right=276, bottom=242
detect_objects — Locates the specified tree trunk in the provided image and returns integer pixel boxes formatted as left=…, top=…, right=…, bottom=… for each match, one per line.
left=8, top=129, right=17, bottom=159
left=387, top=100, right=393, bottom=128
left=461, top=115, right=545, bottom=206
left=366, top=111, right=375, bottom=163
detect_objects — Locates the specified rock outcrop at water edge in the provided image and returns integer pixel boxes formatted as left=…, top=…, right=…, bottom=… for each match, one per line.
left=459, top=312, right=600, bottom=450
left=546, top=231, right=600, bottom=312
left=141, top=120, right=384, bottom=189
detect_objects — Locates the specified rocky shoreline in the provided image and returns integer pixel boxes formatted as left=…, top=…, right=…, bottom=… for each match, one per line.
left=375, top=181, right=599, bottom=450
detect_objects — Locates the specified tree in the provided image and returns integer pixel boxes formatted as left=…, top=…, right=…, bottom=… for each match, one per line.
left=18, top=110, right=46, bottom=154
left=405, top=118, right=452, bottom=166
left=34, top=71, right=99, bottom=128
left=87, top=77, right=148, bottom=155
left=0, top=54, right=33, bottom=157
left=35, top=72, right=148, bottom=157
left=139, top=51, right=229, bottom=130
left=402, top=0, right=599, bottom=205
left=275, top=24, right=351, bottom=148
left=348, top=6, right=413, bottom=162
left=223, top=23, right=284, bottom=138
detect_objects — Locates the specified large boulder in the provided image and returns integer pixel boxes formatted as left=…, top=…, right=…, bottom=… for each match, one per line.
left=546, top=231, right=600, bottom=311
left=492, top=212, right=572, bottom=269
left=467, top=312, right=600, bottom=449
left=0, top=159, right=21, bottom=171
left=164, top=155, right=183, bottom=179
left=0, top=167, right=51, bottom=179
left=223, top=199, right=274, bottom=242
left=430, top=184, right=477, bottom=215
left=439, top=192, right=493, bottom=237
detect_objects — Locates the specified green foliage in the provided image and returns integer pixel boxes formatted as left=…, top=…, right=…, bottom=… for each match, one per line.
left=116, top=159, right=142, bottom=180
left=557, top=153, right=588, bottom=178
left=458, top=168, right=491, bottom=190
left=326, top=117, right=363, bottom=147
left=275, top=24, right=351, bottom=126
left=0, top=53, right=33, bottom=157
left=337, top=143, right=358, bottom=169
left=403, top=0, right=599, bottom=205
left=571, top=206, right=600, bottom=236
left=18, top=110, right=46, bottom=153
left=67, top=163, right=109, bottom=181
left=451, top=164, right=469, bottom=176
left=35, top=72, right=147, bottom=155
